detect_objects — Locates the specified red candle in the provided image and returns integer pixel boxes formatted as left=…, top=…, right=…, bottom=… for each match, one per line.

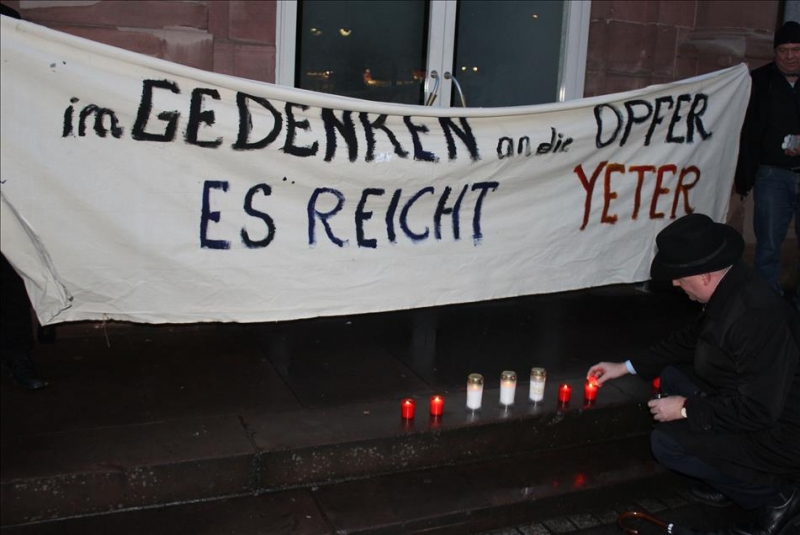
left=558, top=383, right=572, bottom=404
left=400, top=398, right=415, bottom=419
left=430, top=395, right=444, bottom=416
left=584, top=378, right=598, bottom=403
left=652, top=377, right=661, bottom=394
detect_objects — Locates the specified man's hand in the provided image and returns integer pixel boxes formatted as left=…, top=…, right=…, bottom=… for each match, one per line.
left=783, top=133, right=800, bottom=156
left=587, top=361, right=628, bottom=386
left=648, top=396, right=686, bottom=422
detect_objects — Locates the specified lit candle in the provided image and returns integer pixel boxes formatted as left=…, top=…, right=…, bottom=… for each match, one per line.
left=558, top=383, right=572, bottom=404
left=499, top=370, right=517, bottom=406
left=430, top=395, right=444, bottom=416
left=400, top=398, right=415, bottom=419
left=466, top=373, right=484, bottom=411
left=529, top=367, right=546, bottom=403
left=584, top=378, right=598, bottom=403
left=652, top=377, right=661, bottom=395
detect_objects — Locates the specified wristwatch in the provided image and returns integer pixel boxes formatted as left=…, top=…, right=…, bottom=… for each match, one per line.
left=680, top=402, right=688, bottom=419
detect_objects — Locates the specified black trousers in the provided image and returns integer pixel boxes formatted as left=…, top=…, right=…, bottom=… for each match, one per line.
left=650, top=366, right=781, bottom=510
left=0, top=253, right=34, bottom=354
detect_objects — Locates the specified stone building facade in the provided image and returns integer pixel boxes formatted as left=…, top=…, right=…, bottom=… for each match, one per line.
left=1, top=1, right=783, bottom=94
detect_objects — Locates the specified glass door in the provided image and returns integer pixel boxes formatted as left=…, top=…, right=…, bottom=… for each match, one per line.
left=450, top=1, right=565, bottom=107
left=294, top=0, right=430, bottom=105
left=277, top=0, right=589, bottom=108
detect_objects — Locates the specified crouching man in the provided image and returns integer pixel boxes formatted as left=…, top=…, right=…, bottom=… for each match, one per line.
left=588, top=213, right=800, bottom=535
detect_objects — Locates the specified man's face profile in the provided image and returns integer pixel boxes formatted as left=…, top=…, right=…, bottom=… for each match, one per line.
left=672, top=274, right=709, bottom=303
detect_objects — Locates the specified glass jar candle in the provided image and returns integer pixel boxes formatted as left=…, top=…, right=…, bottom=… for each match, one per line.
left=499, top=370, right=517, bottom=406
left=529, top=367, right=546, bottom=403
left=466, top=373, right=484, bottom=411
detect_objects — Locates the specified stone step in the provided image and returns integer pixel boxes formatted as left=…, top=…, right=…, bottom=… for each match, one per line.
left=2, top=435, right=690, bottom=534
left=1, top=376, right=654, bottom=527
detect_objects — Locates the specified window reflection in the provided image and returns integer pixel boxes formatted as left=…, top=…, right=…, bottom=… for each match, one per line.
left=297, top=0, right=429, bottom=104
left=452, top=0, right=564, bottom=107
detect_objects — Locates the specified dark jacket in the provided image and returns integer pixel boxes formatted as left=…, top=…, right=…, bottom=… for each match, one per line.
left=734, top=62, right=800, bottom=196
left=631, top=261, right=800, bottom=487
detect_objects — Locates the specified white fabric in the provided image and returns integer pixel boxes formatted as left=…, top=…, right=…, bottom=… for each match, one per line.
left=0, top=17, right=751, bottom=325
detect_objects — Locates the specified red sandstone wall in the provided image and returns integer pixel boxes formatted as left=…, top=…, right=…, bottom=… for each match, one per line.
left=2, top=1, right=782, bottom=98
left=1, top=0, right=277, bottom=83
left=587, top=0, right=781, bottom=97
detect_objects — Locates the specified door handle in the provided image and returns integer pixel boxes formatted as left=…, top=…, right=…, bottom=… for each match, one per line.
left=444, top=71, right=466, bottom=107
left=426, top=70, right=440, bottom=106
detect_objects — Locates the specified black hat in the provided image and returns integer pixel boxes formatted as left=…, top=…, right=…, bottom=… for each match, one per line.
left=650, top=213, right=744, bottom=280
left=775, top=21, right=800, bottom=48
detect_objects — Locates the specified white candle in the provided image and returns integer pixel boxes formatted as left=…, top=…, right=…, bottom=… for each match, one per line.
left=466, top=373, right=484, bottom=410
left=529, top=367, right=546, bottom=403
left=500, top=370, right=517, bottom=406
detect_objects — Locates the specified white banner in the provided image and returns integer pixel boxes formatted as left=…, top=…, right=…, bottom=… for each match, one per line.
left=0, top=17, right=750, bottom=325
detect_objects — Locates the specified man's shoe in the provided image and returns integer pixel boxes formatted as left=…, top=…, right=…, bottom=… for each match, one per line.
left=751, top=487, right=800, bottom=535
left=3, top=350, right=48, bottom=390
left=724, top=487, right=800, bottom=535
left=689, top=489, right=800, bottom=534
left=689, top=483, right=734, bottom=508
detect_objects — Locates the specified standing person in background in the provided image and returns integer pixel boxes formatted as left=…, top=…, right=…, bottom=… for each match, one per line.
left=734, top=20, right=800, bottom=311
left=589, top=214, right=799, bottom=535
